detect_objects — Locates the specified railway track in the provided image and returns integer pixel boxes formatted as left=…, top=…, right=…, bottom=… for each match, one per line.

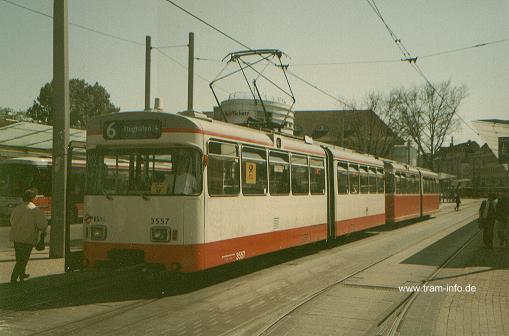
left=1, top=202, right=480, bottom=335
left=254, top=202, right=480, bottom=336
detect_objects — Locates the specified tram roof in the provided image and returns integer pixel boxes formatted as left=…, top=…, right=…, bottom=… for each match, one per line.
left=87, top=111, right=432, bottom=173
left=417, top=167, right=439, bottom=178
left=384, top=160, right=420, bottom=174
left=87, top=111, right=327, bottom=155
left=0, top=156, right=52, bottom=166
left=325, top=145, right=384, bottom=167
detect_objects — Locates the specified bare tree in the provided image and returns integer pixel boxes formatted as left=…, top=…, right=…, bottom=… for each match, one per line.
left=396, top=80, right=468, bottom=168
left=346, top=92, right=405, bottom=157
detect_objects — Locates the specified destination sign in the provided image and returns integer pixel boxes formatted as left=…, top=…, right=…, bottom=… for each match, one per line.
left=103, top=120, right=161, bottom=140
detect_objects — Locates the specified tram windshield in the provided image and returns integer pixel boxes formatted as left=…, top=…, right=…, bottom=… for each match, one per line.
left=0, top=164, right=51, bottom=197
left=86, top=148, right=202, bottom=196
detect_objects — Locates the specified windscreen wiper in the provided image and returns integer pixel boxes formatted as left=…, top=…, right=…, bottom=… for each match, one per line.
left=102, top=189, right=113, bottom=200
left=133, top=182, right=150, bottom=200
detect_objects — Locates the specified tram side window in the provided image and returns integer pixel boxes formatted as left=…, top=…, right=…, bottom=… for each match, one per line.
left=69, top=168, right=85, bottom=202
left=425, top=178, right=431, bottom=194
left=291, top=155, right=309, bottom=195
left=269, top=151, right=290, bottom=195
left=408, top=175, right=415, bottom=194
left=310, top=158, right=325, bottom=195
left=368, top=167, right=377, bottom=193
left=242, top=147, right=267, bottom=195
left=360, top=165, right=369, bottom=194
left=377, top=168, right=384, bottom=193
left=36, top=166, right=52, bottom=196
left=337, top=161, right=349, bottom=194
left=385, top=173, right=395, bottom=194
left=395, top=173, right=402, bottom=194
left=349, top=164, right=360, bottom=194
left=208, top=141, right=240, bottom=196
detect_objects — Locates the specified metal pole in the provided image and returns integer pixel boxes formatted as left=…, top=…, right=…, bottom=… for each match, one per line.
left=407, top=140, right=411, bottom=165
left=50, top=0, right=69, bottom=259
left=187, top=32, right=194, bottom=112
left=145, top=35, right=151, bottom=111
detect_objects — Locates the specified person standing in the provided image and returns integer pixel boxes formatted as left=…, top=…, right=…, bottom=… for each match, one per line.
left=9, top=189, right=48, bottom=284
left=454, top=193, right=461, bottom=211
left=480, top=194, right=497, bottom=248
left=495, top=191, right=509, bottom=247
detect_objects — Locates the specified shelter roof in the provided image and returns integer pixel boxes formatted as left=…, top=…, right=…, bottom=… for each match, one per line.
left=0, top=120, right=85, bottom=154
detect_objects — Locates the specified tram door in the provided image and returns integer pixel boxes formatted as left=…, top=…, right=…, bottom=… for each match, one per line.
left=65, top=140, right=86, bottom=272
left=323, top=147, right=336, bottom=241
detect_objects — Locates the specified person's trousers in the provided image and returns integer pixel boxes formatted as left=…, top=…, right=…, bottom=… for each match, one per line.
left=483, top=222, right=494, bottom=248
left=11, top=242, right=33, bottom=282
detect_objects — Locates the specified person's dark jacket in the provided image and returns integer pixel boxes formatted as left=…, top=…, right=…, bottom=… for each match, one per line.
left=496, top=196, right=509, bottom=222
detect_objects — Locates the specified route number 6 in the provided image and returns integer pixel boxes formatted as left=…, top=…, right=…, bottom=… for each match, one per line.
left=106, top=122, right=117, bottom=139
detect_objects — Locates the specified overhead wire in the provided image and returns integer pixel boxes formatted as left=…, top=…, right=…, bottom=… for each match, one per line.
left=269, top=37, right=509, bottom=67
left=420, top=38, right=509, bottom=59
left=155, top=49, right=229, bottom=94
left=364, top=0, right=479, bottom=135
left=292, top=59, right=400, bottom=66
left=162, top=0, right=354, bottom=109
left=1, top=0, right=145, bottom=47
left=162, top=0, right=251, bottom=50
left=2, top=0, right=225, bottom=99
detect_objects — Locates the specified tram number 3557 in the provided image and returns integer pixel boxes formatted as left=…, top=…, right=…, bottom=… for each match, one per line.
left=235, top=250, right=246, bottom=260
left=151, top=217, right=170, bottom=225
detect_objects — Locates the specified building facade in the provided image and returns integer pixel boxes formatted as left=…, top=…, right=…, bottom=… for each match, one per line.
left=433, top=140, right=509, bottom=195
left=293, top=109, right=403, bottom=158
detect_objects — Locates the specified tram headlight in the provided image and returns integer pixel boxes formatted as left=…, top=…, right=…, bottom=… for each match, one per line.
left=151, top=227, right=170, bottom=242
left=90, top=225, right=107, bottom=241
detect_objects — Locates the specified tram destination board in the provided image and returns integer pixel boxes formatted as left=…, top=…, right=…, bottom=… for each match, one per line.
left=103, top=120, right=161, bottom=140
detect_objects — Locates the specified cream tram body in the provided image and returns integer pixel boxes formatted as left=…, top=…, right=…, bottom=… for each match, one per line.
left=84, top=112, right=328, bottom=272
left=83, top=111, right=439, bottom=272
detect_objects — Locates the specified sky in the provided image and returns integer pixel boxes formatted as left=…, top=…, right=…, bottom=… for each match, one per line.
left=0, top=0, right=508, bottom=144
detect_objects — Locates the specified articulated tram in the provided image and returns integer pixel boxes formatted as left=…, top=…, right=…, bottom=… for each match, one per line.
left=83, top=111, right=439, bottom=272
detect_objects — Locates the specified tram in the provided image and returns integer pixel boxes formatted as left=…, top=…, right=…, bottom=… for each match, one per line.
left=0, top=157, right=86, bottom=225
left=82, top=111, right=439, bottom=272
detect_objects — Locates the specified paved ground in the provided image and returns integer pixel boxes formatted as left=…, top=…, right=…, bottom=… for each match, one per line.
left=399, top=232, right=509, bottom=336
left=1, top=199, right=506, bottom=336
left=0, top=224, right=82, bottom=283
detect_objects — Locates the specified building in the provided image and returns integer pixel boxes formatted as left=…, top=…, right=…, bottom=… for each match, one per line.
left=294, top=109, right=403, bottom=158
left=211, top=93, right=295, bottom=135
left=433, top=138, right=509, bottom=195
left=472, top=119, right=509, bottom=168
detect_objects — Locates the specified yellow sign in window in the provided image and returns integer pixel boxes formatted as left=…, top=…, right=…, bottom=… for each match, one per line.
left=151, top=182, right=168, bottom=194
left=246, top=162, right=257, bottom=184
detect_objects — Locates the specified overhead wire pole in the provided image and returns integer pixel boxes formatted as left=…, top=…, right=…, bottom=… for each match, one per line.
left=187, top=32, right=194, bottom=111
left=145, top=35, right=152, bottom=111
left=50, top=0, right=69, bottom=259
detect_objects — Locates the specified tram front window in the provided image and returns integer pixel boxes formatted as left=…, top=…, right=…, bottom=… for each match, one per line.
left=86, top=148, right=202, bottom=196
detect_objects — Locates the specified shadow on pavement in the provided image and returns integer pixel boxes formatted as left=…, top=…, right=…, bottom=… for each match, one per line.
left=401, top=219, right=509, bottom=272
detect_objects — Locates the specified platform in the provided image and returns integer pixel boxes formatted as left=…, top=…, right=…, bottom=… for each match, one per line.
left=0, top=199, right=507, bottom=336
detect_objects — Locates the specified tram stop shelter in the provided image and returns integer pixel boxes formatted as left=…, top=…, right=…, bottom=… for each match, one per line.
left=0, top=119, right=85, bottom=159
